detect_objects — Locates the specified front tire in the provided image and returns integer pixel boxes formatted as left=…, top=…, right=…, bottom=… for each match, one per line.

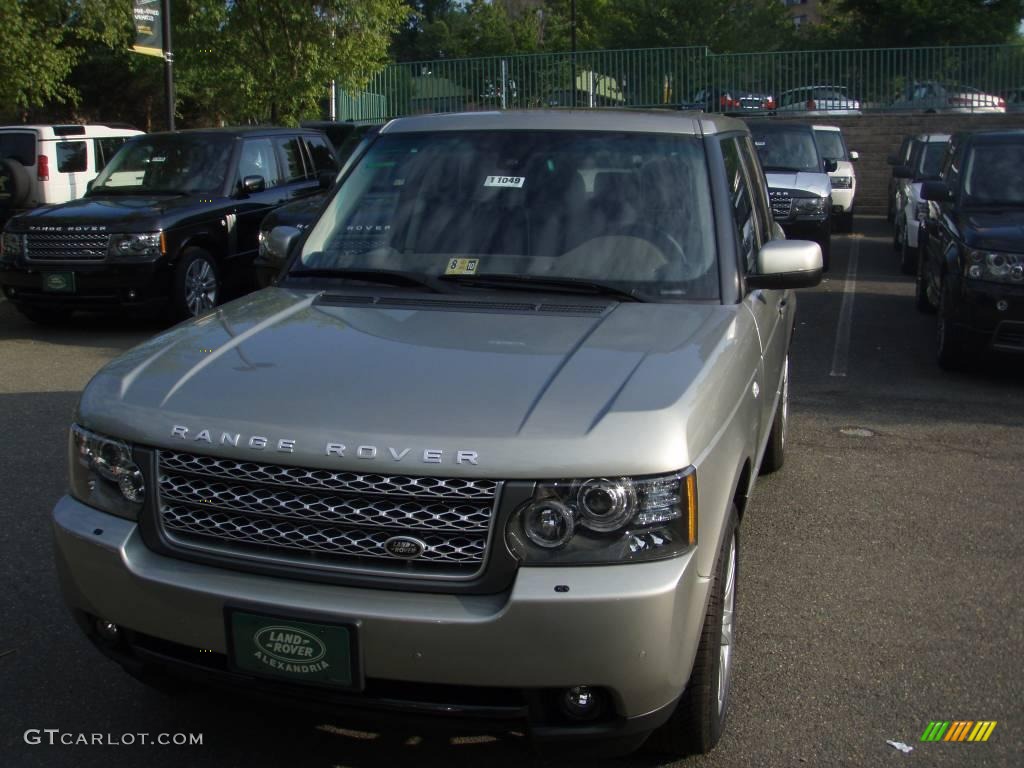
left=936, top=281, right=970, bottom=371
left=915, top=251, right=936, bottom=314
left=900, top=236, right=917, bottom=276
left=171, top=248, right=220, bottom=321
left=646, top=507, right=739, bottom=757
left=760, top=354, right=788, bottom=474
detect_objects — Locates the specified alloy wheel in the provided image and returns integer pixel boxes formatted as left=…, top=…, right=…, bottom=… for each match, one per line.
left=718, top=533, right=737, bottom=715
left=185, top=258, right=217, bottom=316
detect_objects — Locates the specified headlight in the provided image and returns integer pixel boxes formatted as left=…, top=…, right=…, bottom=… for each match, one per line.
left=792, top=196, right=827, bottom=216
left=831, top=176, right=853, bottom=189
left=1, top=232, right=24, bottom=260
left=69, top=425, right=145, bottom=519
left=966, top=249, right=1024, bottom=284
left=108, top=232, right=164, bottom=259
left=506, top=469, right=697, bottom=564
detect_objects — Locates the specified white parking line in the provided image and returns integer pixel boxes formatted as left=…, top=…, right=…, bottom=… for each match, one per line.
left=829, top=236, right=860, bottom=377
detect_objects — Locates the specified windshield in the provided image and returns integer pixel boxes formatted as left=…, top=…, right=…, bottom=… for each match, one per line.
left=814, top=130, right=847, bottom=162
left=917, top=141, right=948, bottom=179
left=295, top=130, right=720, bottom=301
left=962, top=141, right=1024, bottom=207
left=90, top=134, right=234, bottom=194
left=751, top=128, right=822, bottom=173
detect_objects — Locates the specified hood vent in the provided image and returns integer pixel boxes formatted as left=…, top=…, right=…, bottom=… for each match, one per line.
left=316, top=294, right=609, bottom=315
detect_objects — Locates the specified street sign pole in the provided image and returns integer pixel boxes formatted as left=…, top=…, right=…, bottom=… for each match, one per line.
left=161, top=0, right=175, bottom=131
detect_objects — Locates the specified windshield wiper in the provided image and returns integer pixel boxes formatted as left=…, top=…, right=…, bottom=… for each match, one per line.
left=440, top=274, right=642, bottom=302
left=286, top=267, right=441, bottom=292
left=761, top=165, right=808, bottom=173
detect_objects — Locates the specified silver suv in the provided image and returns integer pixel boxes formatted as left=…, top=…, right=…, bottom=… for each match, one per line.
left=53, top=110, right=822, bottom=757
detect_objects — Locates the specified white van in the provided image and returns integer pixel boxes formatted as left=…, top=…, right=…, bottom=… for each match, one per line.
left=813, top=125, right=859, bottom=233
left=0, top=124, right=143, bottom=225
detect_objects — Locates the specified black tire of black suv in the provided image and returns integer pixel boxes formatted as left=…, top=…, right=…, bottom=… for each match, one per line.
left=841, top=211, right=854, bottom=234
left=645, top=506, right=739, bottom=758
left=170, top=248, right=221, bottom=322
left=818, top=234, right=831, bottom=272
left=16, top=305, right=73, bottom=325
left=0, top=157, right=31, bottom=210
left=900, top=237, right=917, bottom=276
left=936, top=281, right=971, bottom=371
left=760, top=354, right=788, bottom=474
left=915, top=252, right=936, bottom=314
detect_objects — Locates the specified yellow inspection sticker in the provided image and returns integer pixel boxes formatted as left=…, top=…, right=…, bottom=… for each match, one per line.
left=445, top=258, right=479, bottom=276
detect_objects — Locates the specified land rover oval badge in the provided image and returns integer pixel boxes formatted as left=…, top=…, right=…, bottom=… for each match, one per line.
left=384, top=536, right=426, bottom=558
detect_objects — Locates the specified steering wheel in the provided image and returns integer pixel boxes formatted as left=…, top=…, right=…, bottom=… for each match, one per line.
left=584, top=222, right=687, bottom=266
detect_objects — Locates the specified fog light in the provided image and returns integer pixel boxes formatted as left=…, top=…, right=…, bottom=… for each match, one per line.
left=996, top=299, right=1009, bottom=312
left=96, top=619, right=120, bottom=642
left=127, top=289, right=137, bottom=300
left=560, top=686, right=603, bottom=721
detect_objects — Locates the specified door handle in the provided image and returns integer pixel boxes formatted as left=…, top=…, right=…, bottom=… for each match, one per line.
left=778, top=298, right=788, bottom=315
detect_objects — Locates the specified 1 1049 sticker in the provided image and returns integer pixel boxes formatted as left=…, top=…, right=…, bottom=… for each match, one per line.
left=484, top=175, right=525, bottom=188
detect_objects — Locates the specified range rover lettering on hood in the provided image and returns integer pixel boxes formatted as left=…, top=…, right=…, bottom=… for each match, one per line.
left=170, top=425, right=480, bottom=465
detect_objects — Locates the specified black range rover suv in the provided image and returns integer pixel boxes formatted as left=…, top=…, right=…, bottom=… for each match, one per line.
left=918, top=129, right=1024, bottom=369
left=0, top=127, right=338, bottom=323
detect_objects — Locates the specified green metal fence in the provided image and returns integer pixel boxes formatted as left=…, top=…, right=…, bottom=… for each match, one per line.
left=339, top=43, right=1024, bottom=120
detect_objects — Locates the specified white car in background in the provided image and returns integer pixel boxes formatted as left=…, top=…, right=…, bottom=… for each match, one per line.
left=813, top=125, right=858, bottom=233
left=0, top=124, right=142, bottom=227
left=893, top=133, right=951, bottom=274
left=777, top=86, right=862, bottom=116
left=892, top=82, right=1006, bottom=113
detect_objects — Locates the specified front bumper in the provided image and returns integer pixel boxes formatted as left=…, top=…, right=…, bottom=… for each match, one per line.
left=0, top=257, right=172, bottom=311
left=778, top=217, right=830, bottom=244
left=830, top=187, right=855, bottom=213
left=53, top=496, right=710, bottom=737
left=955, top=280, right=1024, bottom=353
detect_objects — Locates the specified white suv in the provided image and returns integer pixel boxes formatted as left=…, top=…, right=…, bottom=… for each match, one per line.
left=813, top=125, right=858, bottom=233
left=0, top=124, right=143, bottom=226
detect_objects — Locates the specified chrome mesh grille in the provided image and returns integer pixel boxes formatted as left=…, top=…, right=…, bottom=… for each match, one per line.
left=156, top=450, right=499, bottom=578
left=769, top=190, right=793, bottom=218
left=26, top=233, right=109, bottom=261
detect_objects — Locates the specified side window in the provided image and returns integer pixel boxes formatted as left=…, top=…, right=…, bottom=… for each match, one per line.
left=942, top=141, right=961, bottom=191
left=94, top=137, right=129, bottom=172
left=722, top=137, right=759, bottom=274
left=738, top=136, right=773, bottom=247
left=237, top=138, right=281, bottom=188
left=304, top=134, right=338, bottom=173
left=56, top=141, right=87, bottom=173
left=275, top=136, right=307, bottom=183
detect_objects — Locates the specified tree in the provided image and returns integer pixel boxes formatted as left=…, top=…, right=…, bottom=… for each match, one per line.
left=813, top=0, right=1024, bottom=48
left=0, top=0, right=130, bottom=119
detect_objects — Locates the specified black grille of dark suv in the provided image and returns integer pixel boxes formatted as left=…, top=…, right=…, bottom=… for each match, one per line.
left=155, top=450, right=500, bottom=579
left=769, top=190, right=792, bottom=218
left=25, top=233, right=109, bottom=261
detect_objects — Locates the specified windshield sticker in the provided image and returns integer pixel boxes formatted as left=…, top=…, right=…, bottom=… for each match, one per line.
left=445, top=258, right=479, bottom=276
left=483, top=175, right=525, bottom=188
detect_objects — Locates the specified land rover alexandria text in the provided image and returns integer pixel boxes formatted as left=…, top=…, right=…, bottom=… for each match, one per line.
left=170, top=425, right=480, bottom=464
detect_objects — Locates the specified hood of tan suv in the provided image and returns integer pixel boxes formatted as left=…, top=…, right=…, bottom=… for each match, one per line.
left=78, top=288, right=756, bottom=477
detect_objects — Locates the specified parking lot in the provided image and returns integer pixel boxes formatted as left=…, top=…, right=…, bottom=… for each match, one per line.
left=0, top=216, right=1021, bottom=768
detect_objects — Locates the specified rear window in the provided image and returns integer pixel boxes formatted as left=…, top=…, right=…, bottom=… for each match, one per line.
left=0, top=133, right=36, bottom=166
left=305, top=134, right=338, bottom=173
left=56, top=141, right=88, bottom=173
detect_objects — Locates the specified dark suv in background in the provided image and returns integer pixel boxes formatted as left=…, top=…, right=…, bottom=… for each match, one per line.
left=0, top=127, right=338, bottom=323
left=918, top=129, right=1024, bottom=369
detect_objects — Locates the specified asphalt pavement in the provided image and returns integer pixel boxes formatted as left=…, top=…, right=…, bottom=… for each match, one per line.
left=0, top=216, right=1021, bottom=767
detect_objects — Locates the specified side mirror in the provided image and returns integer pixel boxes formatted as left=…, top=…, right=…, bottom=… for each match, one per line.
left=893, top=165, right=913, bottom=179
left=746, top=239, right=823, bottom=290
left=241, top=175, right=266, bottom=194
left=267, top=225, right=301, bottom=263
left=317, top=170, right=336, bottom=190
left=849, top=150, right=859, bottom=161
left=824, top=158, right=838, bottom=173
left=920, top=180, right=952, bottom=202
